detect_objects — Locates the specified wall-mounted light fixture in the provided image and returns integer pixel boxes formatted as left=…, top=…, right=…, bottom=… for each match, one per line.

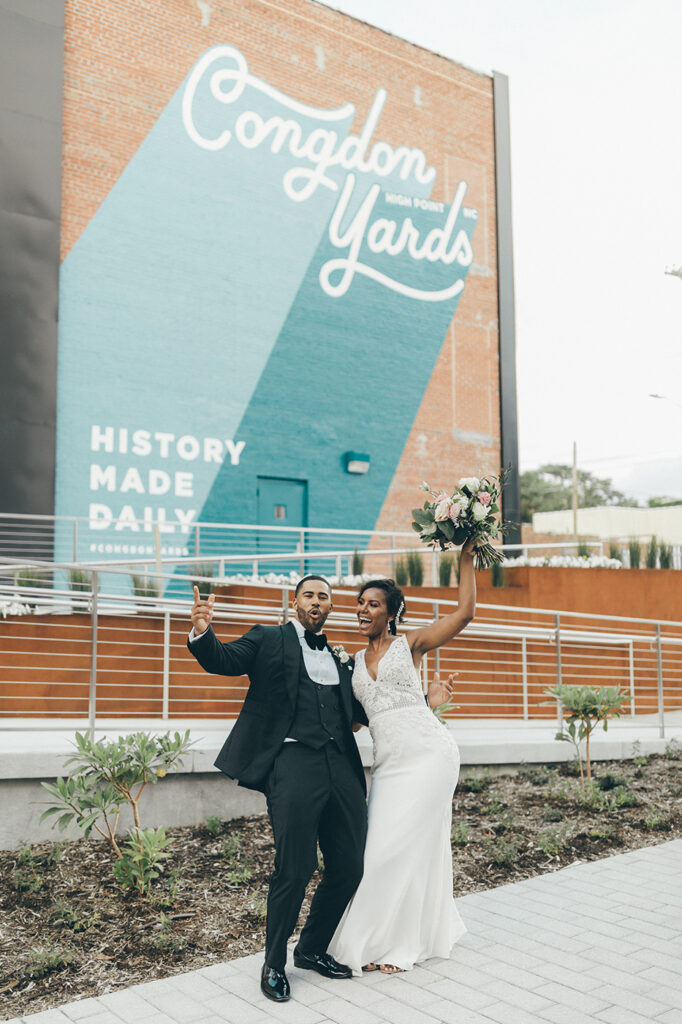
left=343, top=451, right=370, bottom=475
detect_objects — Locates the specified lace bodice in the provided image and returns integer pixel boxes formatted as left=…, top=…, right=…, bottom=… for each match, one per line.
left=352, top=635, right=427, bottom=720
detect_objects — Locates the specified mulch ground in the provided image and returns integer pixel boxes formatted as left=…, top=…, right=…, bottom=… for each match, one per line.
left=1, top=751, right=681, bottom=1020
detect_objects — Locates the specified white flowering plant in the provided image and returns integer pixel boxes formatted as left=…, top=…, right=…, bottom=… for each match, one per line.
left=411, top=473, right=507, bottom=570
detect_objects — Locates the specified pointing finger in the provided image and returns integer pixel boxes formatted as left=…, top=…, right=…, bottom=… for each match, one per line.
left=193, top=585, right=200, bottom=606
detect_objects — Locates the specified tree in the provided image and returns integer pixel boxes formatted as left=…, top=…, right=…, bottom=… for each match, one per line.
left=520, top=464, right=634, bottom=523
left=647, top=496, right=682, bottom=508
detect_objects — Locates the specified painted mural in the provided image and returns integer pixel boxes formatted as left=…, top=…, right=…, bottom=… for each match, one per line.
left=55, top=40, right=478, bottom=565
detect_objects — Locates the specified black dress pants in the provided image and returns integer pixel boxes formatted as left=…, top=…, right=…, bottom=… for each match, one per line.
left=264, top=741, right=368, bottom=971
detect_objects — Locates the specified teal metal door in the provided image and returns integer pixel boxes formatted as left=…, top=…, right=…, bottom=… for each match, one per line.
left=257, top=477, right=308, bottom=573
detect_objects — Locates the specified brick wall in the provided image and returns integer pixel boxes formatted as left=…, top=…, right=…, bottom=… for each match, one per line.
left=60, top=0, right=501, bottom=532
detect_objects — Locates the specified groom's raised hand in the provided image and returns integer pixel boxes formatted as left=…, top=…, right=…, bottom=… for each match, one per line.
left=191, top=585, right=215, bottom=636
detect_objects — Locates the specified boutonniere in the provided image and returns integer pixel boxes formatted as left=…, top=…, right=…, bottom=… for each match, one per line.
left=331, top=643, right=351, bottom=664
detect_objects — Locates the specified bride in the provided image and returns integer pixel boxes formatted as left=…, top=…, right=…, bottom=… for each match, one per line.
left=328, top=537, right=477, bottom=975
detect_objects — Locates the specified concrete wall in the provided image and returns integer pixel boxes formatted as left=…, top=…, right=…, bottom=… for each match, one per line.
left=2, top=722, right=676, bottom=849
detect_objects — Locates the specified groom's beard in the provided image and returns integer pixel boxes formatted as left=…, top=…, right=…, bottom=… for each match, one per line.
left=297, top=608, right=330, bottom=633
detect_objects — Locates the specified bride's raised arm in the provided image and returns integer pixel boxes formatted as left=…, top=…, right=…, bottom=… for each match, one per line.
left=407, top=536, right=477, bottom=659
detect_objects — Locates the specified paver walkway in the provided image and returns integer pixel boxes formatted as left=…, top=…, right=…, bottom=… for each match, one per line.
left=8, top=840, right=682, bottom=1024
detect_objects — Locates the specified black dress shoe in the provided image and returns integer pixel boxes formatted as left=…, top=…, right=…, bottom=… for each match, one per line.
left=293, top=948, right=352, bottom=979
left=260, top=963, right=290, bottom=1002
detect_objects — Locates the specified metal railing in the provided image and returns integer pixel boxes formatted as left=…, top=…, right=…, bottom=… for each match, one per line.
left=1, top=559, right=680, bottom=738
left=1, top=511, right=658, bottom=570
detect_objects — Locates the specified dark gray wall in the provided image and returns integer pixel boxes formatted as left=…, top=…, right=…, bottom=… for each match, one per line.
left=0, top=0, right=63, bottom=517
left=493, top=72, right=522, bottom=547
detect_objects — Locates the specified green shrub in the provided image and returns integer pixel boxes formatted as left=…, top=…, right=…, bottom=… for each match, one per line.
left=458, top=769, right=491, bottom=793
left=485, top=796, right=506, bottom=816
left=439, top=553, right=453, bottom=587
left=41, top=843, right=64, bottom=867
left=252, top=893, right=268, bottom=920
left=485, top=834, right=522, bottom=867
left=14, top=567, right=52, bottom=589
left=149, top=911, right=186, bottom=953
left=451, top=822, right=470, bottom=846
left=40, top=730, right=191, bottom=894
left=191, top=563, right=216, bottom=596
left=545, top=684, right=629, bottom=787
left=645, top=811, right=672, bottom=832
left=395, top=556, right=408, bottom=587
left=131, top=574, right=159, bottom=598
left=351, top=548, right=364, bottom=576
left=407, top=550, right=424, bottom=586
left=609, top=786, right=640, bottom=809
left=13, top=847, right=44, bottom=893
left=664, top=738, right=681, bottom=760
left=645, top=536, right=659, bottom=569
left=50, top=903, right=99, bottom=932
left=595, top=771, right=629, bottom=791
left=631, top=740, right=649, bottom=766
left=220, top=834, right=242, bottom=863
left=608, top=540, right=622, bottom=560
left=628, top=538, right=641, bottom=568
left=537, top=825, right=570, bottom=856
left=23, top=944, right=74, bottom=980
left=659, top=543, right=673, bottom=569
left=205, top=815, right=223, bottom=836
left=68, top=568, right=92, bottom=593
left=577, top=780, right=610, bottom=810
left=517, top=763, right=550, bottom=786
left=225, top=864, right=253, bottom=886
left=490, top=562, right=504, bottom=587
left=543, top=808, right=563, bottom=823
left=589, top=825, right=616, bottom=840
left=576, top=538, right=591, bottom=558
left=112, top=827, right=172, bottom=896
left=153, top=870, right=179, bottom=910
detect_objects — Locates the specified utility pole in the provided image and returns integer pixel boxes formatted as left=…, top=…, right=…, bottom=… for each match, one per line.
left=572, top=441, right=578, bottom=537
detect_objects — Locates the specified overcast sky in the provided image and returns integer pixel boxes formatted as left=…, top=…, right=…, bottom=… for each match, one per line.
left=327, top=0, right=682, bottom=503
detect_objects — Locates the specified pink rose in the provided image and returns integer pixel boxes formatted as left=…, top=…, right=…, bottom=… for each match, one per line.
left=448, top=504, right=461, bottom=522
left=435, top=492, right=450, bottom=505
left=479, top=492, right=492, bottom=506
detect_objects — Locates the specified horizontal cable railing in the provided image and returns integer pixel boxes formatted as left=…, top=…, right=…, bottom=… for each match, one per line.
left=0, top=559, right=681, bottom=736
left=6, top=511, right=672, bottom=570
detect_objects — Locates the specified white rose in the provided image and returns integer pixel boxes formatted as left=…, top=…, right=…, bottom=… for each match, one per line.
left=458, top=476, right=480, bottom=493
left=472, top=501, right=488, bottom=521
left=434, top=498, right=453, bottom=521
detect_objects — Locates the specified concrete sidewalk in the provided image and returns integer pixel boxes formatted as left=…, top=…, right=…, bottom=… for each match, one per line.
left=8, top=839, right=682, bottom=1024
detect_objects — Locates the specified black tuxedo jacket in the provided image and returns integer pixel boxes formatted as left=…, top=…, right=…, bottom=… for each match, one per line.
left=187, top=621, right=368, bottom=794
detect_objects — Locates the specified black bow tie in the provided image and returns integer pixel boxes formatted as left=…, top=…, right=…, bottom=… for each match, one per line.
left=304, top=630, right=327, bottom=652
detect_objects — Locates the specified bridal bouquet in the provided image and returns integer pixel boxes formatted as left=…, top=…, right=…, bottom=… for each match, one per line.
left=411, top=473, right=506, bottom=569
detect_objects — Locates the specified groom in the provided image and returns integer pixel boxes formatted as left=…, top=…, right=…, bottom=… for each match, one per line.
left=188, top=575, right=369, bottom=1003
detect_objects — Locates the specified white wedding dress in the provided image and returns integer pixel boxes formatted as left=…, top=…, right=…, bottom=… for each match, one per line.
left=328, top=634, right=466, bottom=975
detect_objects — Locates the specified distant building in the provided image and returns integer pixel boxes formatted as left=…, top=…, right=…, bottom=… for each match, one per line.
left=533, top=506, right=682, bottom=545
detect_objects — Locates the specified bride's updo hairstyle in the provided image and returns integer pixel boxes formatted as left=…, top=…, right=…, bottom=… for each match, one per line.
left=358, top=579, right=407, bottom=635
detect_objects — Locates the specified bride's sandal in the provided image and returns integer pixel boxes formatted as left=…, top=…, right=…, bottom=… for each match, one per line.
left=362, top=963, right=379, bottom=972
left=379, top=964, right=403, bottom=974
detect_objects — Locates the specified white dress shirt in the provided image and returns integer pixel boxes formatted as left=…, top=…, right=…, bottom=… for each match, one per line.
left=289, top=617, right=339, bottom=687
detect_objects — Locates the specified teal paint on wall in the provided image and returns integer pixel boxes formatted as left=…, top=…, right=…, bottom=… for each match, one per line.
left=52, top=43, right=479, bottom=579
left=199, top=189, right=476, bottom=534
left=54, top=47, right=353, bottom=562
